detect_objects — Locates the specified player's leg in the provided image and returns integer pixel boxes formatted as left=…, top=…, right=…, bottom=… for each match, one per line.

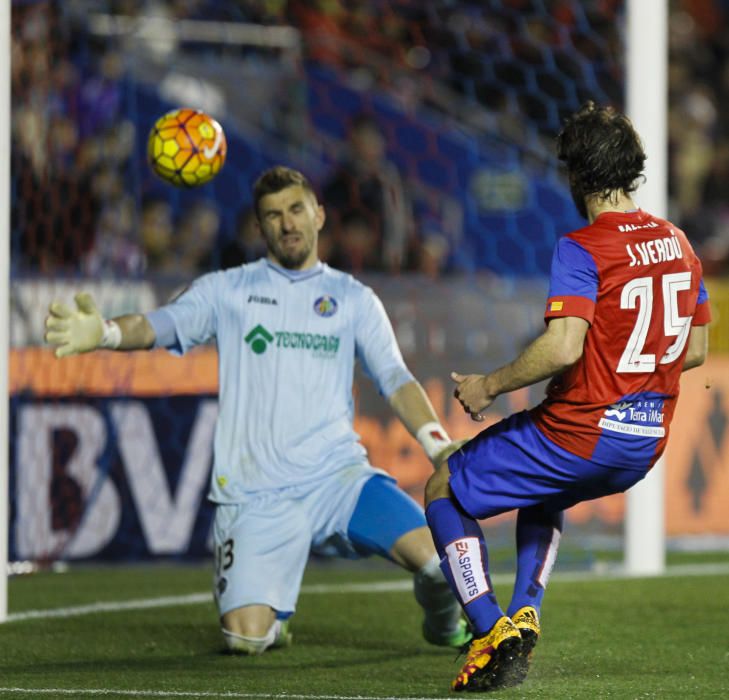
left=427, top=469, right=522, bottom=692
left=213, top=497, right=310, bottom=655
left=505, top=456, right=646, bottom=626
left=507, top=505, right=564, bottom=621
left=503, top=504, right=563, bottom=685
left=346, top=475, right=471, bottom=647
left=307, top=466, right=469, bottom=648
left=504, top=437, right=650, bottom=656
left=425, top=466, right=505, bottom=637
left=438, top=410, right=651, bottom=689
left=425, top=411, right=584, bottom=691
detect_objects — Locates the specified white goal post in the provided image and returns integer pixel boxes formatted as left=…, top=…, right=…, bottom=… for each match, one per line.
left=625, top=0, right=668, bottom=576
left=1, top=0, right=10, bottom=622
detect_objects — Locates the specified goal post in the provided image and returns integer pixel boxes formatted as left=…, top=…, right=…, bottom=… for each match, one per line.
left=625, top=0, right=668, bottom=575
left=1, top=0, right=11, bottom=622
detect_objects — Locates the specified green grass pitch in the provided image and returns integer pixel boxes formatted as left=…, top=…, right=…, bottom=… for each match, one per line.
left=2, top=556, right=728, bottom=699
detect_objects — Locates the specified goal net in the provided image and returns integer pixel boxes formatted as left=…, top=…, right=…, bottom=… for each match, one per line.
left=7, top=0, right=727, bottom=587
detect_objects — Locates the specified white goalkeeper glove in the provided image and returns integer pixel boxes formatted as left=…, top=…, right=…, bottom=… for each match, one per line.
left=416, top=421, right=469, bottom=469
left=44, top=292, right=120, bottom=358
left=432, top=439, right=469, bottom=469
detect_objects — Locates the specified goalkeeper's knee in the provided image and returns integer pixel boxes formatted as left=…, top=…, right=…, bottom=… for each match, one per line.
left=222, top=620, right=280, bottom=655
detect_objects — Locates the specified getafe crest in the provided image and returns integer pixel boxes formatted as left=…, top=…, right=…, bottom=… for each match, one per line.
left=313, top=295, right=338, bottom=317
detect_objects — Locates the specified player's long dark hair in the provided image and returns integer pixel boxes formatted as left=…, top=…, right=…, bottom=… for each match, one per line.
left=556, top=101, right=646, bottom=217
left=253, top=166, right=317, bottom=215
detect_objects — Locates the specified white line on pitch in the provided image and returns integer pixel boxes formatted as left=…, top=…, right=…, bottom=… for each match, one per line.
left=6, top=561, right=729, bottom=623
left=6, top=592, right=214, bottom=622
left=0, top=690, right=455, bottom=700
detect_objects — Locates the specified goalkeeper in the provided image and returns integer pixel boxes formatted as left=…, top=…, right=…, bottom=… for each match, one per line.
left=44, top=165, right=470, bottom=655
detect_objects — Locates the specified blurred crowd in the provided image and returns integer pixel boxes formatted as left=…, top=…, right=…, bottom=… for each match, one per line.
left=668, top=0, right=729, bottom=276
left=12, top=2, right=137, bottom=275
left=10, top=0, right=729, bottom=278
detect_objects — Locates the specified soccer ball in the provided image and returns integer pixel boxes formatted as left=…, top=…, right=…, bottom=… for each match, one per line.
left=147, top=108, right=227, bottom=187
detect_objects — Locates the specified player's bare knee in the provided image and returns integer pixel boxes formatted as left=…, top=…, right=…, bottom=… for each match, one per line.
left=425, top=464, right=451, bottom=506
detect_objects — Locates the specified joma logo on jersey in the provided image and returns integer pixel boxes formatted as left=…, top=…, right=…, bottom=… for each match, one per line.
left=248, top=294, right=278, bottom=306
left=244, top=324, right=340, bottom=358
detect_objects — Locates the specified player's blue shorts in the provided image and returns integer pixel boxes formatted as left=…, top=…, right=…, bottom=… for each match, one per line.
left=212, top=465, right=426, bottom=617
left=448, top=411, right=648, bottom=520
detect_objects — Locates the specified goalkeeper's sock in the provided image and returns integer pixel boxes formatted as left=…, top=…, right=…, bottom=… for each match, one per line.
left=506, top=506, right=563, bottom=618
left=414, top=553, right=467, bottom=642
left=425, top=498, right=503, bottom=637
left=222, top=619, right=283, bottom=655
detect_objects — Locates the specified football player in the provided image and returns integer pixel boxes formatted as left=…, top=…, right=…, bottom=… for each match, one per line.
left=45, top=166, right=470, bottom=655
left=425, top=102, right=711, bottom=691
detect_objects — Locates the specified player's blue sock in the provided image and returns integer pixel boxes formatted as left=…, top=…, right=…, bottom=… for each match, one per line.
left=425, top=498, right=504, bottom=637
left=507, top=506, right=564, bottom=617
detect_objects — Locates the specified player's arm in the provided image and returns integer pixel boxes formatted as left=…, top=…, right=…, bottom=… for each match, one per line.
left=388, top=380, right=439, bottom=434
left=683, top=277, right=711, bottom=372
left=387, top=380, right=465, bottom=467
left=452, top=315, right=589, bottom=420
left=682, top=324, right=708, bottom=371
left=45, top=292, right=155, bottom=358
left=355, top=287, right=463, bottom=468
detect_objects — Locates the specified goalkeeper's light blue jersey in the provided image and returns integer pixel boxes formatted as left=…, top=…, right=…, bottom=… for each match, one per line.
left=146, top=259, right=414, bottom=502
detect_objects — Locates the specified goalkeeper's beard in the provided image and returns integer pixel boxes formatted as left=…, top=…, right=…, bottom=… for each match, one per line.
left=267, top=231, right=315, bottom=270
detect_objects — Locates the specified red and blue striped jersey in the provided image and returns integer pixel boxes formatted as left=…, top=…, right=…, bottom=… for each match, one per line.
left=530, top=209, right=711, bottom=468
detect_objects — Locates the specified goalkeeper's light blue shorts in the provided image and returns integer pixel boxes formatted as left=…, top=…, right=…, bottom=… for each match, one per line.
left=448, top=410, right=647, bottom=520
left=212, top=464, right=426, bottom=617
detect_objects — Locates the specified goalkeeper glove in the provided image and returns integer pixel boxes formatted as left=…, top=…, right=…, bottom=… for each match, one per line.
left=44, top=292, right=119, bottom=358
left=416, top=421, right=469, bottom=469
left=431, top=439, right=469, bottom=469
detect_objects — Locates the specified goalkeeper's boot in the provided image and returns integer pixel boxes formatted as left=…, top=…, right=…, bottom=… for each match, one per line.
left=271, top=619, right=293, bottom=649
left=509, top=606, right=540, bottom=685
left=423, top=617, right=473, bottom=648
left=451, top=616, right=522, bottom=692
